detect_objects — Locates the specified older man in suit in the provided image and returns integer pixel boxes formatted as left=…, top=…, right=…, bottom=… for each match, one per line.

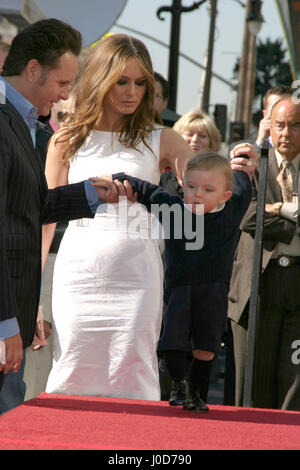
left=228, top=96, right=300, bottom=410
left=0, top=19, right=119, bottom=414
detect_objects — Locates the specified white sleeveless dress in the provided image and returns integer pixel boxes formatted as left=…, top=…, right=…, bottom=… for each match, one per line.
left=46, top=129, right=164, bottom=401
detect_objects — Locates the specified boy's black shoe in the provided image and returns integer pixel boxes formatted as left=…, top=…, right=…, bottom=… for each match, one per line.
left=169, top=378, right=188, bottom=406
left=183, top=388, right=209, bottom=412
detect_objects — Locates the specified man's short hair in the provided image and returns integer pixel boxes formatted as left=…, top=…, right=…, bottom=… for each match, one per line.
left=269, top=95, right=300, bottom=117
left=2, top=18, right=82, bottom=76
left=262, top=85, right=293, bottom=109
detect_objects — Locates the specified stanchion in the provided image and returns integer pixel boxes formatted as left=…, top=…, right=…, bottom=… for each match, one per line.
left=243, top=140, right=269, bottom=407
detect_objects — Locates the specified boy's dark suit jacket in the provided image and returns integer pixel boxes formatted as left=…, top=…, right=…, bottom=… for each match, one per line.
left=0, top=101, right=93, bottom=348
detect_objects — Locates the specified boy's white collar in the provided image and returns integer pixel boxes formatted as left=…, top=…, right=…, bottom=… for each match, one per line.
left=208, top=202, right=225, bottom=213
left=183, top=202, right=225, bottom=214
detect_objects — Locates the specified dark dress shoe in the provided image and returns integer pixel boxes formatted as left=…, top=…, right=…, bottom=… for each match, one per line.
left=169, top=378, right=188, bottom=406
left=183, top=388, right=209, bottom=412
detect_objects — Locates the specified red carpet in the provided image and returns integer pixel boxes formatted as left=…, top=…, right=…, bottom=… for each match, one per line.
left=0, top=393, right=299, bottom=450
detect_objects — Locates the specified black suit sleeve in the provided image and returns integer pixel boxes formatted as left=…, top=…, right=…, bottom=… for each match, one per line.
left=41, top=182, right=94, bottom=224
left=231, top=171, right=253, bottom=220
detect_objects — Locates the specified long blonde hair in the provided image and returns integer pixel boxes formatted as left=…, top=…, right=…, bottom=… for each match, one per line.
left=58, top=34, right=155, bottom=162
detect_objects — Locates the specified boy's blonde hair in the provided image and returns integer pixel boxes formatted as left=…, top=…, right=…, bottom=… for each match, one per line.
left=185, top=152, right=233, bottom=190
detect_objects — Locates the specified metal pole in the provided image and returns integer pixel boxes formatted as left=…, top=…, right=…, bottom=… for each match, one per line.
left=235, top=0, right=251, bottom=123
left=243, top=29, right=257, bottom=136
left=235, top=0, right=263, bottom=136
left=167, top=0, right=181, bottom=111
left=198, top=49, right=208, bottom=108
left=243, top=140, right=269, bottom=407
left=157, top=0, right=208, bottom=112
left=201, top=0, right=218, bottom=113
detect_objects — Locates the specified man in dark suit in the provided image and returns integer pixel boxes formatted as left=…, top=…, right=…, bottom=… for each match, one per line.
left=228, top=96, right=300, bottom=410
left=0, top=19, right=118, bottom=413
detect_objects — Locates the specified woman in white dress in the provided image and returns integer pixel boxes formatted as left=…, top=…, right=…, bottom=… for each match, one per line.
left=43, top=34, right=193, bottom=401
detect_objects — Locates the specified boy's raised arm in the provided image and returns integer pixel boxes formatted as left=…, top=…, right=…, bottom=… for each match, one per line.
left=112, top=172, right=178, bottom=211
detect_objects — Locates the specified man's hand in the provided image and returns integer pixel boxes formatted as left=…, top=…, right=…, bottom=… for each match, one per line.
left=0, top=333, right=23, bottom=374
left=265, top=203, right=283, bottom=216
left=230, top=143, right=258, bottom=179
left=90, top=176, right=120, bottom=203
left=256, top=116, right=271, bottom=147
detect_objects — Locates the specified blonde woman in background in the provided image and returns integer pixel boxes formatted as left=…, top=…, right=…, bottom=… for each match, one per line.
left=173, top=109, right=221, bottom=153
left=43, top=34, right=193, bottom=401
left=160, top=109, right=222, bottom=197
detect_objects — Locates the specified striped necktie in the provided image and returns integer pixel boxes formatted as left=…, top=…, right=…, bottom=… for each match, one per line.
left=276, top=160, right=294, bottom=203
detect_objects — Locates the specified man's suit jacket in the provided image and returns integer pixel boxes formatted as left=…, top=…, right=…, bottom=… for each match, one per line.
left=228, top=147, right=297, bottom=323
left=0, top=101, right=94, bottom=348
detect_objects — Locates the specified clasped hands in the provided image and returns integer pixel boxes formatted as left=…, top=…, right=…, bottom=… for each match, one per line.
left=90, top=176, right=137, bottom=203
